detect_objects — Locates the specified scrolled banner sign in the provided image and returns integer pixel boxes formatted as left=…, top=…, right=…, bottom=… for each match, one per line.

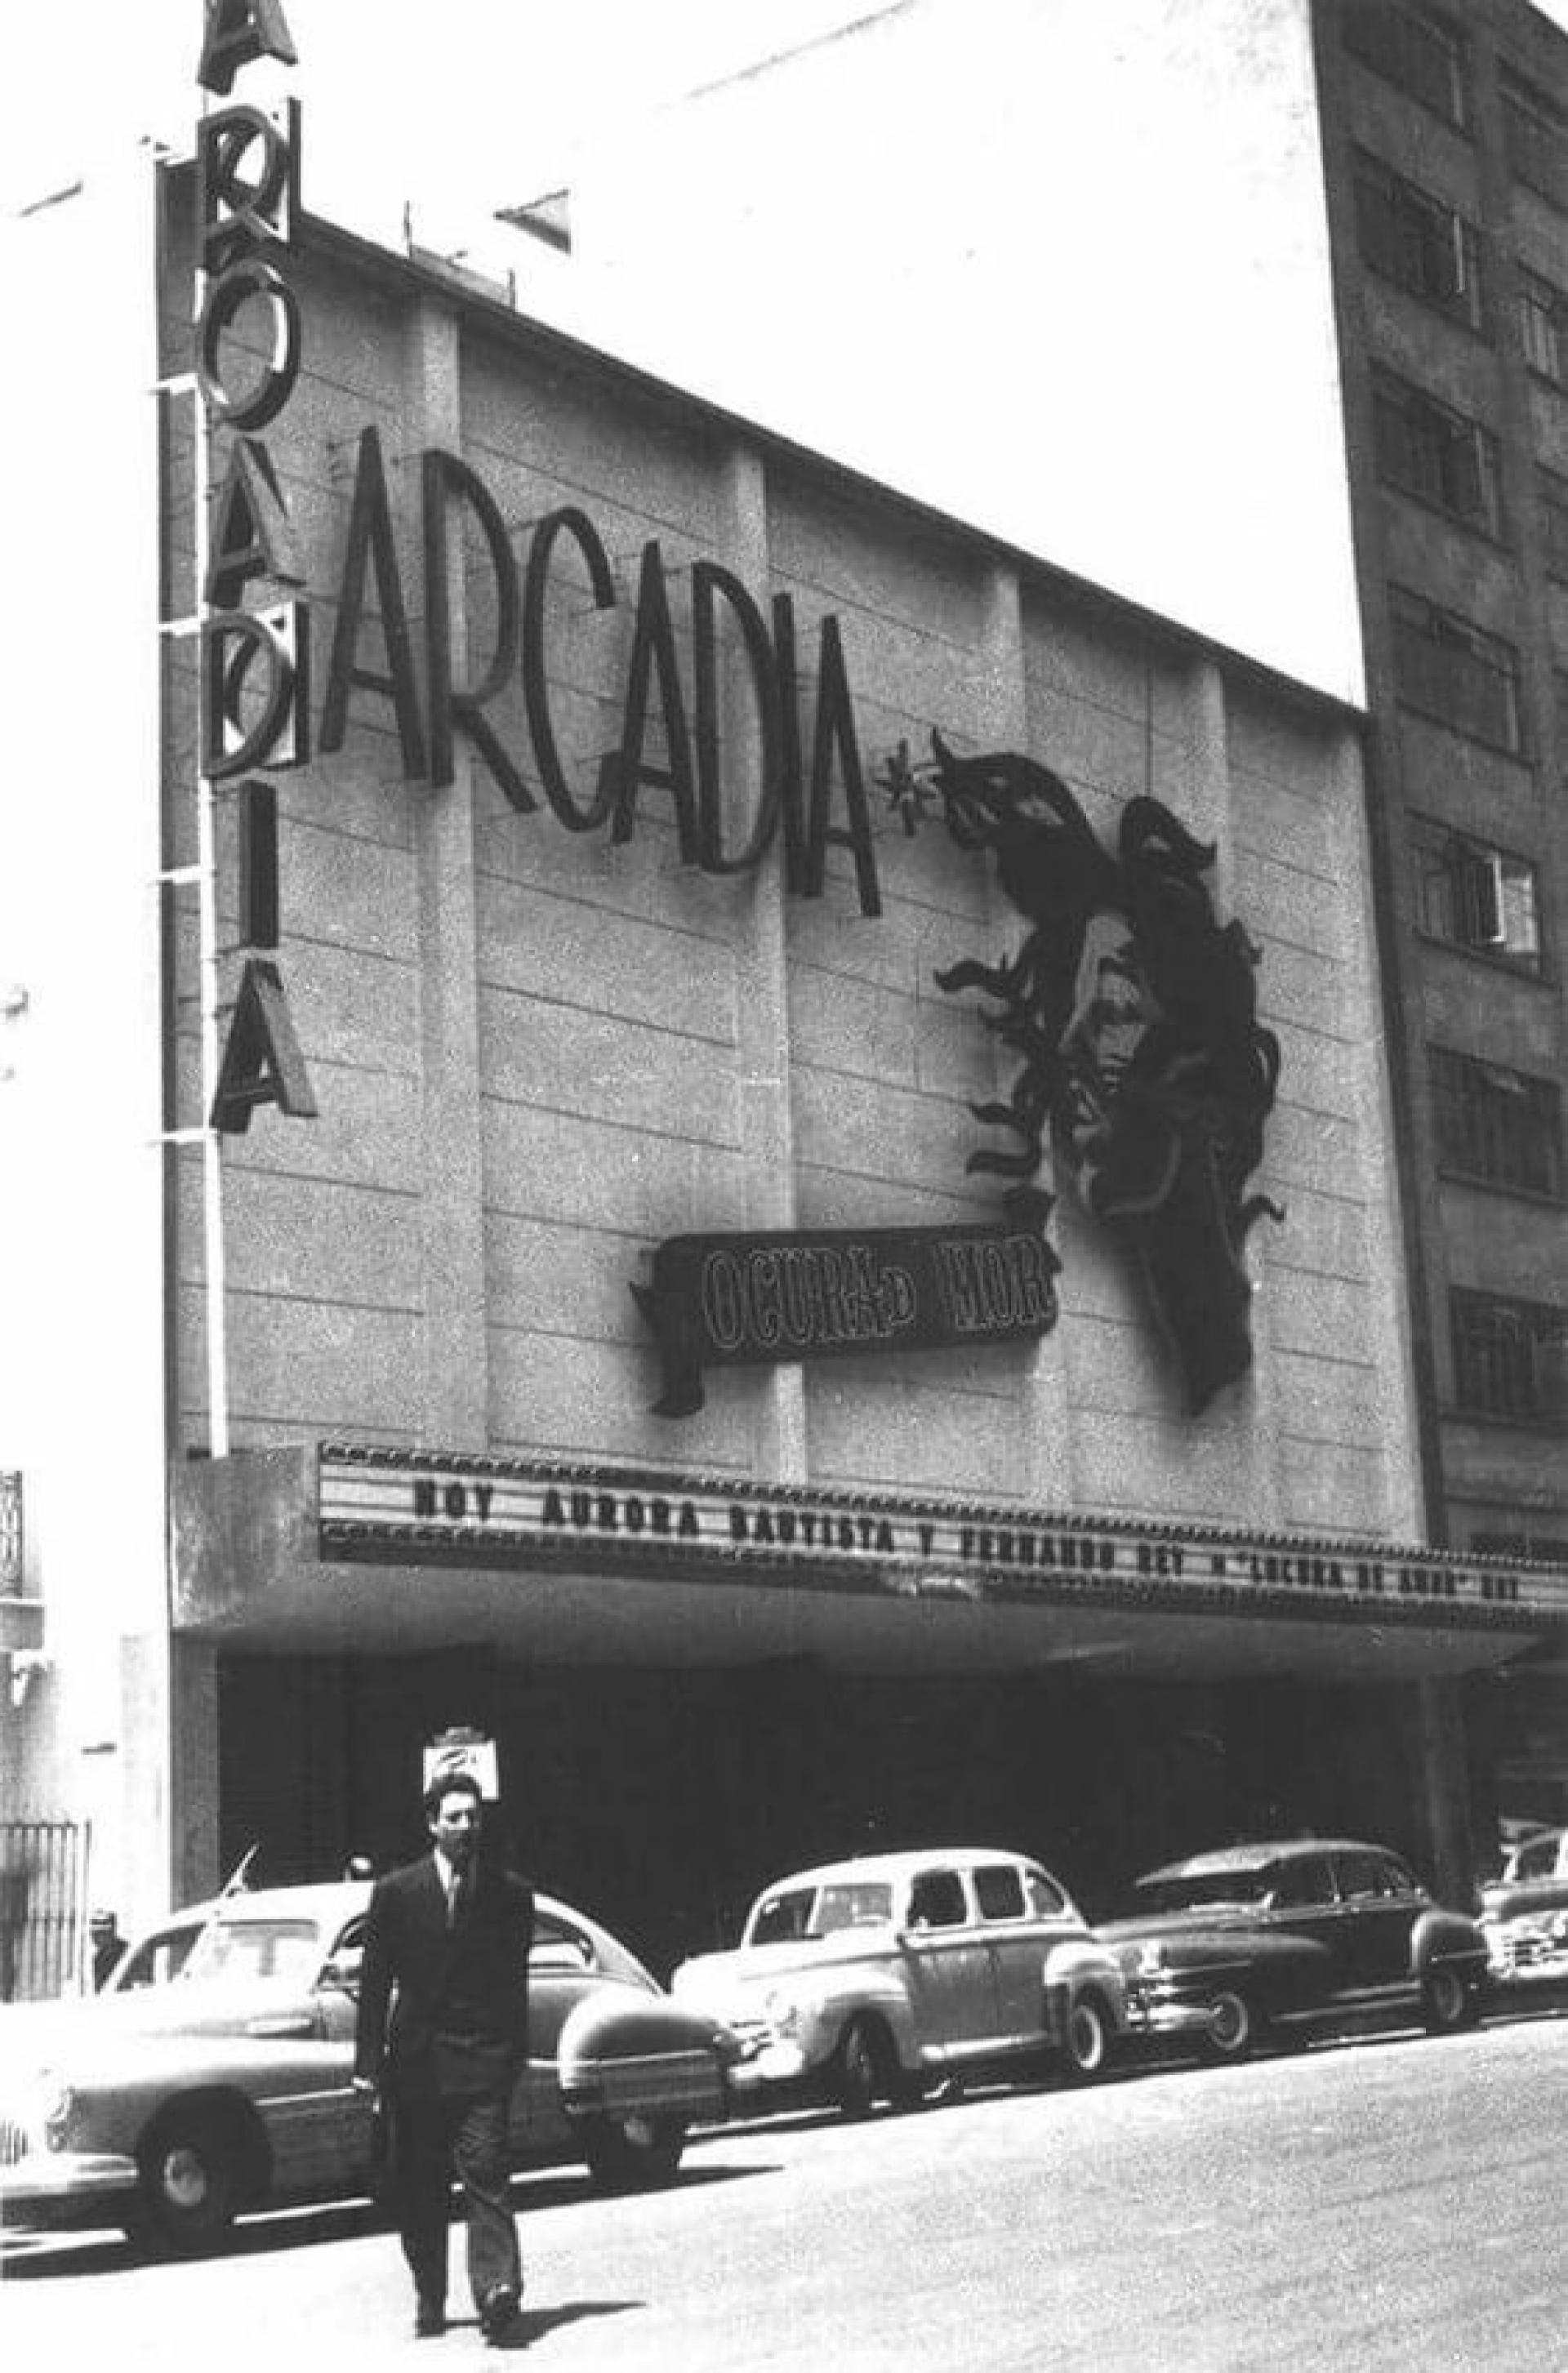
left=632, top=1194, right=1059, bottom=1417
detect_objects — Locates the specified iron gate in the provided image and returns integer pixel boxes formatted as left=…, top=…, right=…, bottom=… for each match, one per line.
left=0, top=1819, right=91, bottom=2000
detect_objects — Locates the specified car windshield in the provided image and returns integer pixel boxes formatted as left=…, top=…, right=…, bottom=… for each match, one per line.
left=1133, top=1868, right=1276, bottom=1914
left=178, top=1917, right=325, bottom=1988
left=747, top=1881, right=895, bottom=1943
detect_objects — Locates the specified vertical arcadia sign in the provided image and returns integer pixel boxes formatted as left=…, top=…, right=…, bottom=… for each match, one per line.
left=194, top=0, right=317, bottom=1130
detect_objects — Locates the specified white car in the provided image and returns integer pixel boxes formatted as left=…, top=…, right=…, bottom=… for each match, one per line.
left=1481, top=1827, right=1568, bottom=1991
left=0, top=1880, right=737, bottom=2254
left=670, top=1847, right=1127, bottom=2116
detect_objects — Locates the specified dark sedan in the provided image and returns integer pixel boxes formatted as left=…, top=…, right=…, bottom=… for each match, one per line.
left=1099, top=1838, right=1489, bottom=2062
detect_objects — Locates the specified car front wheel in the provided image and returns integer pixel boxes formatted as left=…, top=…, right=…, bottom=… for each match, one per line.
left=1060, top=1992, right=1113, bottom=2081
left=1421, top=1963, right=1477, bottom=2036
left=131, top=2109, right=243, bottom=2255
left=1203, top=1988, right=1259, bottom=2063
left=832, top=2015, right=895, bottom=2118
left=581, top=2111, right=687, bottom=2193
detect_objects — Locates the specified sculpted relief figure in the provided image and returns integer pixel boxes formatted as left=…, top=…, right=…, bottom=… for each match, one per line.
left=929, top=735, right=1283, bottom=1413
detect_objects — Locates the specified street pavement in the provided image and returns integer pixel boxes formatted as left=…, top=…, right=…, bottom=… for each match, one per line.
left=3, top=2006, right=1566, bottom=2371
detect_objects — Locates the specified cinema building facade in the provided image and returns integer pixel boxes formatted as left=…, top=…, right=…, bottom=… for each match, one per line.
left=5, top=71, right=1565, bottom=1979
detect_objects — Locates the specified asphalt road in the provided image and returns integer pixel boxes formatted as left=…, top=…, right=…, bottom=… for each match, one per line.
left=4, top=2006, right=1566, bottom=2371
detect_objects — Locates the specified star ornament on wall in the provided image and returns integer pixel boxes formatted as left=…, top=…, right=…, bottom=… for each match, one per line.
left=874, top=738, right=942, bottom=837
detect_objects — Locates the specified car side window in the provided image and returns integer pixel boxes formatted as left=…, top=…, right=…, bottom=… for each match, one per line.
left=974, top=1865, right=1027, bottom=1922
left=532, top=1912, right=595, bottom=1970
left=1022, top=1868, right=1069, bottom=1918
left=750, top=1888, right=816, bottom=1943
left=1267, top=1857, right=1333, bottom=1910
left=318, top=1916, right=366, bottom=1986
left=1517, top=1837, right=1559, bottom=1879
left=906, top=1870, right=969, bottom=1929
left=1370, top=1856, right=1417, bottom=1899
left=114, top=1926, right=199, bottom=1989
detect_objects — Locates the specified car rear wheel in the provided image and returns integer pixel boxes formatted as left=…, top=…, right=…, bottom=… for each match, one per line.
left=581, top=2111, right=687, bottom=2193
left=131, top=2109, right=243, bottom=2255
left=1203, top=1988, right=1259, bottom=2063
left=1060, top=1992, right=1113, bottom=2082
left=832, top=2015, right=896, bottom=2118
left=1421, top=1963, right=1477, bottom=2037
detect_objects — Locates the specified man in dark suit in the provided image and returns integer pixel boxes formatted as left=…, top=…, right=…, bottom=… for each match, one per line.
left=354, top=1770, right=535, bottom=2344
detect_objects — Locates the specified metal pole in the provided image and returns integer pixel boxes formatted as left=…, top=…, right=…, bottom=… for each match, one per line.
left=190, top=158, right=229, bottom=1459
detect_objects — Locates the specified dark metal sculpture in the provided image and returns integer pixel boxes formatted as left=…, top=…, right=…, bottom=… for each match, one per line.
left=929, top=733, right=1283, bottom=1413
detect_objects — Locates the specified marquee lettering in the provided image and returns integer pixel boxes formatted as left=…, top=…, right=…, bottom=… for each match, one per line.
left=318, top=424, right=426, bottom=774
left=197, top=0, right=298, bottom=97
left=208, top=958, right=318, bottom=1131
left=423, top=447, right=533, bottom=813
left=196, top=99, right=300, bottom=274
left=692, top=560, right=784, bottom=874
left=635, top=1205, right=1058, bottom=1415
left=320, top=426, right=884, bottom=916
left=206, top=437, right=304, bottom=606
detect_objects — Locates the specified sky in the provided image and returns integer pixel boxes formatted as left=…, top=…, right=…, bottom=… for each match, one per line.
left=15, top=0, right=1566, bottom=232
left=7, top=0, right=1568, bottom=701
left=1, top=2, right=890, bottom=224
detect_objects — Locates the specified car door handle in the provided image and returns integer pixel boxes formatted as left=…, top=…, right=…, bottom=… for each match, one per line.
left=244, top=2014, right=315, bottom=2039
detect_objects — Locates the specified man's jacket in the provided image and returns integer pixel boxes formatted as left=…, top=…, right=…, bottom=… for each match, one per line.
left=354, top=1853, right=535, bottom=2099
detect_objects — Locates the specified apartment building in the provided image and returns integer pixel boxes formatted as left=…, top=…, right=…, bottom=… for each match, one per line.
left=1311, top=0, right=1568, bottom=1805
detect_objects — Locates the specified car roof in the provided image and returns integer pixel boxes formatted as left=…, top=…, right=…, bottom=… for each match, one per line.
left=146, top=1881, right=369, bottom=1930
left=1136, top=1839, right=1410, bottom=1884
left=142, top=1881, right=604, bottom=1943
left=752, top=1849, right=1046, bottom=1895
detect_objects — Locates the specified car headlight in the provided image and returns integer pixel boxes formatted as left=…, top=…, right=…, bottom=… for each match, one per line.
left=762, top=1986, right=800, bottom=2035
left=1137, top=1943, right=1165, bottom=1976
left=20, top=2070, right=74, bottom=2151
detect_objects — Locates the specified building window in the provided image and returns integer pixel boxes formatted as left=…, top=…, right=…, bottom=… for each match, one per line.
left=1431, top=1045, right=1562, bottom=1196
left=1342, top=2, right=1468, bottom=130
left=1519, top=267, right=1568, bottom=385
left=1370, top=366, right=1502, bottom=532
left=1541, top=466, right=1568, bottom=580
left=1451, top=1289, right=1568, bottom=1427
left=1502, top=67, right=1568, bottom=211
left=1410, top=817, right=1544, bottom=970
left=1389, top=586, right=1524, bottom=751
left=1352, top=152, right=1485, bottom=328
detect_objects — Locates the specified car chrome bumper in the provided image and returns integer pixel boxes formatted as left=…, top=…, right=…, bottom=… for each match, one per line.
left=1486, top=1942, right=1568, bottom=1987
left=1123, top=1992, right=1216, bottom=2037
left=559, top=2049, right=730, bottom=2124
left=725, top=2037, right=813, bottom=2090
left=0, top=2147, right=139, bottom=2226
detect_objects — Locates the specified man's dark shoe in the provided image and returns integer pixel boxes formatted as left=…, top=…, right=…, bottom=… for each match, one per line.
left=479, top=2286, right=523, bottom=2345
left=413, top=2300, right=447, bottom=2338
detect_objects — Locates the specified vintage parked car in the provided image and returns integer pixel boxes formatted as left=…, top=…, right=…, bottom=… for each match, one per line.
left=1099, top=1837, right=1490, bottom=2062
left=0, top=1879, right=737, bottom=2255
left=670, top=1846, right=1128, bottom=2116
left=1479, top=1825, right=1568, bottom=1992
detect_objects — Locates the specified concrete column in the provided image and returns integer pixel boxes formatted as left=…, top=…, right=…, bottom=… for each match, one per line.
left=166, top=1636, right=220, bottom=1908
left=980, top=564, right=1072, bottom=1505
left=117, top=1635, right=172, bottom=1929
left=1187, top=659, right=1282, bottom=1522
left=405, top=300, right=490, bottom=1446
left=726, top=444, right=807, bottom=1481
left=1328, top=723, right=1425, bottom=1539
left=1403, top=1676, right=1478, bottom=1908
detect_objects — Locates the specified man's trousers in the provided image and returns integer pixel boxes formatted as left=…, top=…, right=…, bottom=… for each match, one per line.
left=390, top=2088, right=522, bottom=2313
